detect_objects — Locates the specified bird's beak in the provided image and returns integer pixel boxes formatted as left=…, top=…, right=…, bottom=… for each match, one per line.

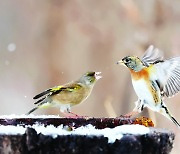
left=117, top=60, right=125, bottom=66
left=95, top=72, right=102, bottom=80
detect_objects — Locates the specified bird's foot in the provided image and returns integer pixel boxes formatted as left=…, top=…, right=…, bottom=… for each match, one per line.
left=64, top=112, right=89, bottom=119
left=120, top=111, right=139, bottom=118
left=119, top=115, right=132, bottom=119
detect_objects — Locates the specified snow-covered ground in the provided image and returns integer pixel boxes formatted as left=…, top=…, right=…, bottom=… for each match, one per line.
left=0, top=115, right=150, bottom=143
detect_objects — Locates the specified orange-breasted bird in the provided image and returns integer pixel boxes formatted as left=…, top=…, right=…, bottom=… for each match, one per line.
left=27, top=72, right=101, bottom=116
left=117, top=45, right=180, bottom=128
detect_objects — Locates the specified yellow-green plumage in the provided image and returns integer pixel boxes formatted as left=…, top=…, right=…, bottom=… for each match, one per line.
left=27, top=71, right=101, bottom=115
left=51, top=84, right=91, bottom=106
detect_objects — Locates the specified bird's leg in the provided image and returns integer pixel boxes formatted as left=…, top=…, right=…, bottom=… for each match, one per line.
left=64, top=108, right=88, bottom=119
left=68, top=112, right=80, bottom=117
left=69, top=112, right=89, bottom=119
left=66, top=112, right=89, bottom=119
left=122, top=100, right=143, bottom=118
left=62, top=112, right=78, bottom=118
left=62, top=108, right=79, bottom=118
left=123, top=111, right=139, bottom=118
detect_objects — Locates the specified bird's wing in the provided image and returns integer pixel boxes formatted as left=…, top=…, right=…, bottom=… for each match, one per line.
left=33, top=86, right=63, bottom=104
left=51, top=83, right=82, bottom=95
left=33, top=83, right=82, bottom=104
left=153, top=57, right=180, bottom=97
left=33, top=89, right=52, bottom=99
left=141, top=45, right=164, bottom=65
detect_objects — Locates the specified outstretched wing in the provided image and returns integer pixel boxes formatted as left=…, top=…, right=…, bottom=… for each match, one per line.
left=141, top=45, right=164, bottom=65
left=153, top=57, right=180, bottom=97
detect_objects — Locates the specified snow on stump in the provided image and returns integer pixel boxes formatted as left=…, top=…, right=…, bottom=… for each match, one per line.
left=0, top=115, right=175, bottom=154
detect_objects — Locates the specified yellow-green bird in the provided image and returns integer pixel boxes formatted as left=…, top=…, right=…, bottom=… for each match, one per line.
left=27, top=72, right=101, bottom=116
left=117, top=45, right=180, bottom=128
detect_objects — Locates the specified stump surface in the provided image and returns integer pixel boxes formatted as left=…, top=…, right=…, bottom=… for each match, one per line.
left=0, top=116, right=174, bottom=154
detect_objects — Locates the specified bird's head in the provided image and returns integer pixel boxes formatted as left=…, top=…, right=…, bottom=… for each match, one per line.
left=80, top=72, right=102, bottom=85
left=117, top=56, right=144, bottom=72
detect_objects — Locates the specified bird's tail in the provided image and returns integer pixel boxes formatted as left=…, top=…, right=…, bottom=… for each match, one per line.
left=26, top=107, right=39, bottom=115
left=161, top=104, right=180, bottom=128
left=26, top=98, right=45, bottom=115
left=26, top=100, right=51, bottom=115
left=26, top=100, right=46, bottom=115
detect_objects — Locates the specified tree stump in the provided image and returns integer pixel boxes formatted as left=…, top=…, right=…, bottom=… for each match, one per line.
left=0, top=115, right=175, bottom=154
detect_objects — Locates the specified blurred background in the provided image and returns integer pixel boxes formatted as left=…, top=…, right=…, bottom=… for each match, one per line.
left=0, top=0, right=180, bottom=153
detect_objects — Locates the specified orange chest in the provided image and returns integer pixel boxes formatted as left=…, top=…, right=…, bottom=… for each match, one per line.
left=130, top=69, right=149, bottom=80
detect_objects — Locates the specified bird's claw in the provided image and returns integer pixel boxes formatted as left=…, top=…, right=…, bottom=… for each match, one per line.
left=64, top=112, right=89, bottom=119
left=119, top=111, right=139, bottom=119
left=119, top=114, right=132, bottom=119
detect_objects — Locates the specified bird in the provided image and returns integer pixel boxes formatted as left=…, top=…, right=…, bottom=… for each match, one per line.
left=117, top=45, right=180, bottom=128
left=27, top=71, right=101, bottom=117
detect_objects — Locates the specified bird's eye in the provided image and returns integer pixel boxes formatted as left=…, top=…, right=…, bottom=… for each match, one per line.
left=125, top=58, right=130, bottom=63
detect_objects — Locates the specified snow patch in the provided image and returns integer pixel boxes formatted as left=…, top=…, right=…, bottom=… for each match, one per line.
left=0, top=125, right=26, bottom=135
left=0, top=115, right=150, bottom=143
left=0, top=124, right=150, bottom=143
left=7, top=43, right=16, bottom=52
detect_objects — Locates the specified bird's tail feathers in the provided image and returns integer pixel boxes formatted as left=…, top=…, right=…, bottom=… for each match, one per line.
left=34, top=96, right=46, bottom=104
left=33, top=89, right=51, bottom=99
left=26, top=107, right=39, bottom=115
left=26, top=99, right=49, bottom=115
left=161, top=105, right=180, bottom=128
left=170, top=116, right=180, bottom=128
